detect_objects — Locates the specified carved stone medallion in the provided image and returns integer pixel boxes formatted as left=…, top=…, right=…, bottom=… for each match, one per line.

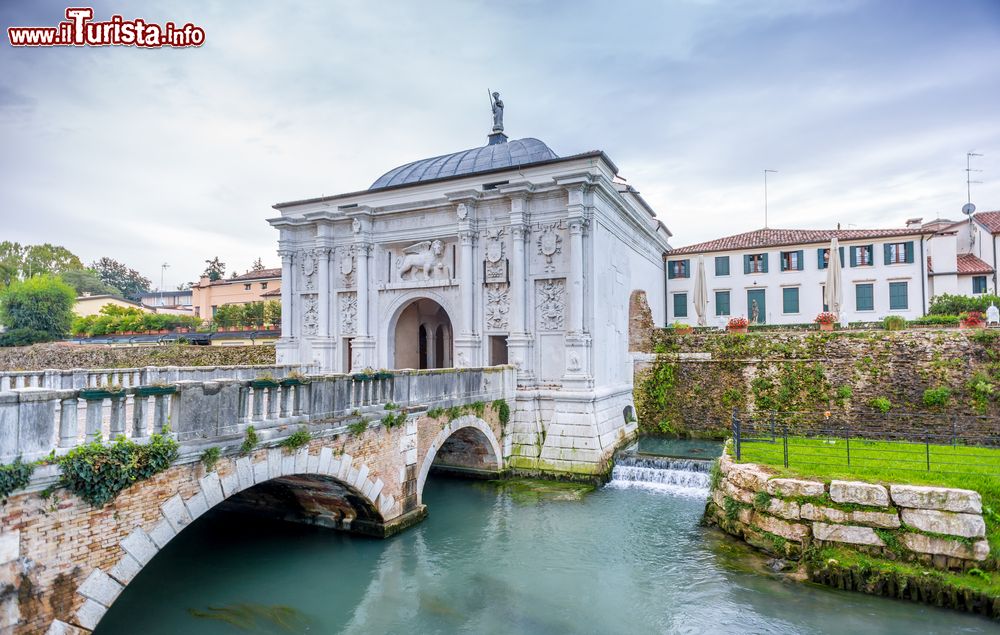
left=339, top=292, right=357, bottom=335
left=485, top=283, right=510, bottom=330
left=537, top=224, right=563, bottom=273
left=302, top=295, right=319, bottom=336
left=535, top=278, right=565, bottom=331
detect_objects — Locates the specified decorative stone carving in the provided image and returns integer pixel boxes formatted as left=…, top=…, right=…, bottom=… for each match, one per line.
left=302, top=295, right=319, bottom=336
left=535, top=278, right=565, bottom=331
left=567, top=350, right=581, bottom=372
left=484, top=228, right=507, bottom=283
left=485, top=283, right=509, bottom=330
left=339, top=247, right=355, bottom=287
left=398, top=240, right=447, bottom=281
left=300, top=250, right=318, bottom=292
left=456, top=203, right=469, bottom=221
left=339, top=292, right=357, bottom=335
left=351, top=218, right=362, bottom=234
left=536, top=223, right=563, bottom=274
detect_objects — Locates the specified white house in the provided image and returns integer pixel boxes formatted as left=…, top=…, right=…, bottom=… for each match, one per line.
left=927, top=211, right=1000, bottom=298
left=665, top=227, right=932, bottom=326
left=266, top=101, right=672, bottom=475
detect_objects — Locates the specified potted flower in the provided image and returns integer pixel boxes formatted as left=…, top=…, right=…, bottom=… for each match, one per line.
left=671, top=320, right=693, bottom=335
left=814, top=312, right=837, bottom=331
left=727, top=316, right=749, bottom=334
left=960, top=311, right=985, bottom=329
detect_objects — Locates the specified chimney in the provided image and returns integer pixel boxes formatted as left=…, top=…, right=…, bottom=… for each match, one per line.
left=906, top=217, right=923, bottom=228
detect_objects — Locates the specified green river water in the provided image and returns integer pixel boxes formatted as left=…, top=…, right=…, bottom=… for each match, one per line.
left=95, top=458, right=997, bottom=634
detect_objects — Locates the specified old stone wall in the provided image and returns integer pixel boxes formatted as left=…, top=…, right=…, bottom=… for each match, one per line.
left=707, top=452, right=991, bottom=571
left=633, top=329, right=1000, bottom=438
left=0, top=343, right=276, bottom=371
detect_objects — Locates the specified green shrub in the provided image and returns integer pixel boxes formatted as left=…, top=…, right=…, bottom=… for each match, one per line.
left=968, top=372, right=995, bottom=414
left=835, top=385, right=853, bottom=403
left=240, top=426, right=259, bottom=455
left=929, top=293, right=1000, bottom=316
left=58, top=433, right=178, bottom=507
left=0, top=457, right=35, bottom=502
left=348, top=418, right=369, bottom=436
left=0, top=274, right=75, bottom=338
left=881, top=315, right=906, bottom=331
left=200, top=447, right=221, bottom=471
left=922, top=385, right=951, bottom=409
left=0, top=327, right=55, bottom=347
left=279, top=427, right=311, bottom=451
left=869, top=396, right=892, bottom=413
left=908, top=314, right=960, bottom=326
left=492, top=399, right=510, bottom=426
left=381, top=411, right=407, bottom=429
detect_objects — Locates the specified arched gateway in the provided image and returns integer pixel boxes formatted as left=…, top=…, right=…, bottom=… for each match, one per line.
left=392, top=297, right=453, bottom=369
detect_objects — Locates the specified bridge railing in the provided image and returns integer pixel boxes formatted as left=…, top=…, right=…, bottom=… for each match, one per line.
left=0, top=364, right=310, bottom=391
left=0, top=366, right=516, bottom=461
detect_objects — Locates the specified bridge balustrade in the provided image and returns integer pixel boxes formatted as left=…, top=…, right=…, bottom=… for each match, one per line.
left=0, top=366, right=515, bottom=462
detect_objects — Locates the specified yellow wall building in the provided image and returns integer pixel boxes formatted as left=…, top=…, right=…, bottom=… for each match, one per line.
left=191, top=268, right=280, bottom=319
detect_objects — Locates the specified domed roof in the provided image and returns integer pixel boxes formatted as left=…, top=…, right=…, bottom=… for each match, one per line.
left=369, top=138, right=558, bottom=190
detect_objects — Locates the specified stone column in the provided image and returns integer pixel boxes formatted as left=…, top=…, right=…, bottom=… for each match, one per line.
left=562, top=186, right=593, bottom=389
left=459, top=229, right=475, bottom=336
left=505, top=193, right=535, bottom=383
left=568, top=218, right=585, bottom=334
left=312, top=246, right=336, bottom=371
left=276, top=248, right=298, bottom=365
left=351, top=241, right=376, bottom=371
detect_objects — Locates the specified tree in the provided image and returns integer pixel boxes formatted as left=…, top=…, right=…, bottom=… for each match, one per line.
left=203, top=257, right=225, bottom=281
left=22, top=244, right=83, bottom=277
left=59, top=269, right=121, bottom=296
left=251, top=258, right=265, bottom=272
left=90, top=257, right=151, bottom=302
left=0, top=242, right=26, bottom=287
left=0, top=274, right=76, bottom=341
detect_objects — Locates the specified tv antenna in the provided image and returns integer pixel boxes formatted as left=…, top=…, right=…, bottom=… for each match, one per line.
left=763, top=169, right=778, bottom=228
left=965, top=151, right=983, bottom=217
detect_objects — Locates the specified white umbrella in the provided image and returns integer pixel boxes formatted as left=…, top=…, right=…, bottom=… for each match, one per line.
left=693, top=255, right=709, bottom=327
left=824, top=237, right=843, bottom=321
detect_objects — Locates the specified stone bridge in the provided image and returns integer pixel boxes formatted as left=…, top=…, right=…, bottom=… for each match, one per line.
left=0, top=365, right=515, bottom=634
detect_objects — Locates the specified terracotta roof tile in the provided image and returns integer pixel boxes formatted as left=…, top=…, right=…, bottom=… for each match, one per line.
left=668, top=227, right=925, bottom=256
left=222, top=268, right=281, bottom=282
left=972, top=211, right=1000, bottom=234
left=957, top=253, right=994, bottom=275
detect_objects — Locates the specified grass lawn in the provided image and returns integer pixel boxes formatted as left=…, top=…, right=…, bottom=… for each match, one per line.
left=733, top=436, right=1000, bottom=556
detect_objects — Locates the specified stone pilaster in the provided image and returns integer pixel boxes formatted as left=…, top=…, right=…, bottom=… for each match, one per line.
left=351, top=242, right=375, bottom=371
left=562, top=215, right=592, bottom=389
left=506, top=194, right=535, bottom=383
left=276, top=248, right=298, bottom=365
left=453, top=215, right=481, bottom=367
left=311, top=246, right=336, bottom=371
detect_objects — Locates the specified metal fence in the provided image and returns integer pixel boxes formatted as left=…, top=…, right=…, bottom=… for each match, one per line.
left=731, top=409, right=1000, bottom=478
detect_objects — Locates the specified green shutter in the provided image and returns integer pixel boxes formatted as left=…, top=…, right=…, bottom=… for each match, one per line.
left=850, top=246, right=858, bottom=267
left=744, top=254, right=751, bottom=274
left=884, top=243, right=892, bottom=265
left=839, top=247, right=845, bottom=268
left=817, top=248, right=826, bottom=269
left=761, top=253, right=768, bottom=273
left=796, top=250, right=804, bottom=270
left=905, top=241, right=914, bottom=263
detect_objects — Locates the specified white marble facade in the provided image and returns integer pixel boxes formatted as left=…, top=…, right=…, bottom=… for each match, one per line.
left=268, top=136, right=672, bottom=474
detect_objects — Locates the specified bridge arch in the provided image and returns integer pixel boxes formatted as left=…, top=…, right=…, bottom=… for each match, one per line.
left=416, top=415, right=503, bottom=505
left=56, top=447, right=393, bottom=633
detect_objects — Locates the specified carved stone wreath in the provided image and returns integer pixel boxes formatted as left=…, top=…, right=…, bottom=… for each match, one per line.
left=536, top=224, right=563, bottom=273
left=300, top=250, right=318, bottom=292
left=485, top=283, right=510, bottom=330
left=339, top=292, right=357, bottom=335
left=302, top=295, right=319, bottom=336
left=535, top=278, right=565, bottom=331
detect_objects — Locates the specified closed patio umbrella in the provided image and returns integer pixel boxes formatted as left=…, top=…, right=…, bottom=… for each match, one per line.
left=693, top=255, right=709, bottom=326
left=824, top=237, right=843, bottom=321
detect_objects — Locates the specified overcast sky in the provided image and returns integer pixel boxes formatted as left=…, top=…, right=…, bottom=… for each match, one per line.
left=2, top=0, right=999, bottom=288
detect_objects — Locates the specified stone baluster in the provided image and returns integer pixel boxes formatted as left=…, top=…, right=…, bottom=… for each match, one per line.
left=267, top=386, right=279, bottom=419
left=252, top=387, right=265, bottom=421
left=279, top=385, right=291, bottom=418
left=132, top=395, right=148, bottom=438
left=84, top=398, right=103, bottom=441
left=109, top=396, right=126, bottom=438
left=59, top=396, right=79, bottom=448
left=153, top=395, right=169, bottom=433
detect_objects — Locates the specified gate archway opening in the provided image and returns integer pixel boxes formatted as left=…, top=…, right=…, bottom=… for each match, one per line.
left=393, top=298, right=452, bottom=369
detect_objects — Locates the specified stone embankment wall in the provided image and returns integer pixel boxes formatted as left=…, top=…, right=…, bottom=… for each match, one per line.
left=631, top=324, right=1000, bottom=437
left=706, top=452, right=991, bottom=571
left=0, top=343, right=276, bottom=371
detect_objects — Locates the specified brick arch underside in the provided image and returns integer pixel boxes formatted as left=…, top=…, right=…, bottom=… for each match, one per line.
left=50, top=447, right=394, bottom=634
left=416, top=415, right=503, bottom=505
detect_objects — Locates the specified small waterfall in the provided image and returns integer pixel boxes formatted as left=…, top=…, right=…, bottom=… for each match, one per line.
left=607, top=453, right=711, bottom=497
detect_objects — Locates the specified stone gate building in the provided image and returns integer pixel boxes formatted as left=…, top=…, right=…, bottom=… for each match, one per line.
left=268, top=104, right=673, bottom=474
